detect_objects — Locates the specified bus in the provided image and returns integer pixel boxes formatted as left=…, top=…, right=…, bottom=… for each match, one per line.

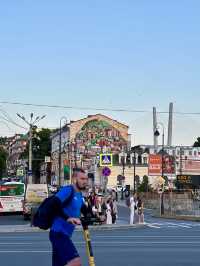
left=0, top=182, right=25, bottom=213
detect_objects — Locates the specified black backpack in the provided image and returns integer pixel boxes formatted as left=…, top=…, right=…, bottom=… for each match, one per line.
left=33, top=185, right=74, bottom=230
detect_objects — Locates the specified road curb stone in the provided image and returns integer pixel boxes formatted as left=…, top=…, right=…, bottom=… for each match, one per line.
left=0, top=223, right=146, bottom=233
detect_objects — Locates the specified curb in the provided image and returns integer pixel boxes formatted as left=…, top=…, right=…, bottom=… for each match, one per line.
left=0, top=223, right=146, bottom=233
left=153, top=214, right=200, bottom=222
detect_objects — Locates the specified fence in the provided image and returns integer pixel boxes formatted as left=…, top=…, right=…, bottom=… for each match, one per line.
left=139, top=190, right=200, bottom=217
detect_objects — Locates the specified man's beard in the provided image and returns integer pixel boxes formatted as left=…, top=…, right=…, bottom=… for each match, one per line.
left=76, top=182, right=86, bottom=191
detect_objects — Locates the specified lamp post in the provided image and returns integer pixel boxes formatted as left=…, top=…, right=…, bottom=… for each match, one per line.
left=17, top=113, right=46, bottom=184
left=58, top=117, right=67, bottom=187
left=154, top=122, right=165, bottom=216
left=131, top=145, right=140, bottom=194
left=120, top=151, right=126, bottom=200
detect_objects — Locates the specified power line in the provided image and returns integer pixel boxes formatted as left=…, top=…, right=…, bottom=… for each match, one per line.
left=1, top=100, right=200, bottom=115
left=0, top=101, right=149, bottom=113
left=0, top=113, right=27, bottom=130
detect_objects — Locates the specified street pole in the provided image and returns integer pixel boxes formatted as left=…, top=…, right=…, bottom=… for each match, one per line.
left=58, top=121, right=62, bottom=187
left=58, top=117, right=67, bottom=187
left=161, top=128, right=165, bottom=215
left=154, top=123, right=165, bottom=216
left=16, top=113, right=46, bottom=184
left=121, top=154, right=125, bottom=200
left=133, top=149, right=136, bottom=194
left=29, top=125, right=33, bottom=184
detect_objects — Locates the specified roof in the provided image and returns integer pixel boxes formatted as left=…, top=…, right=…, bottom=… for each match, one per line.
left=70, top=114, right=129, bottom=128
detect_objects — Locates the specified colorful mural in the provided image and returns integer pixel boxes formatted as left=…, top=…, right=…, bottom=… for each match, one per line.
left=75, top=119, right=127, bottom=158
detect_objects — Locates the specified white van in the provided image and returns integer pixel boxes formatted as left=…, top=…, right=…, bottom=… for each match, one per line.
left=23, top=184, right=48, bottom=220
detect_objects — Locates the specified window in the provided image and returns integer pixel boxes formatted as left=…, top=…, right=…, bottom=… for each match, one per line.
left=194, top=151, right=197, bottom=156
left=189, top=151, right=192, bottom=156
left=143, top=157, right=148, bottom=164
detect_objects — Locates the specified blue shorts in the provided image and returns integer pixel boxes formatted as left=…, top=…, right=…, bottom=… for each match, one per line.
left=49, top=231, right=80, bottom=266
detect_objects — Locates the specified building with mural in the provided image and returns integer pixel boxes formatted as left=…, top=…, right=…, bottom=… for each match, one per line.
left=51, top=114, right=129, bottom=185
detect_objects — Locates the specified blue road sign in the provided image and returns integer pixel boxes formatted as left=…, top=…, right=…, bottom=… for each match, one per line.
left=102, top=167, right=111, bottom=177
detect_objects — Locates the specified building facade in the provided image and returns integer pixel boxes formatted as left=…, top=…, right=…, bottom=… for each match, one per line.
left=51, top=114, right=130, bottom=185
left=6, top=134, right=28, bottom=178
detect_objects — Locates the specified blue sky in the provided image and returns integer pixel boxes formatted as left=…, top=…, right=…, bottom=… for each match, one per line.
left=0, top=1, right=200, bottom=145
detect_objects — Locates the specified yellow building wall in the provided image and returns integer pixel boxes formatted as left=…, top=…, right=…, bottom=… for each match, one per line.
left=97, top=165, right=148, bottom=189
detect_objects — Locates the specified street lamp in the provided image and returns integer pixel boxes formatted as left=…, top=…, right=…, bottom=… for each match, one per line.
left=154, top=122, right=165, bottom=216
left=58, top=117, right=67, bottom=187
left=16, top=113, right=46, bottom=184
left=131, top=145, right=141, bottom=194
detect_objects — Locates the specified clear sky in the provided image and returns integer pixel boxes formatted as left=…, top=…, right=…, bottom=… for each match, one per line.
left=0, top=0, right=200, bottom=146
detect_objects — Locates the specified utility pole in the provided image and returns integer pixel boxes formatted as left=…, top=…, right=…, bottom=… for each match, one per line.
left=58, top=117, right=67, bottom=187
left=154, top=122, right=165, bottom=216
left=29, top=125, right=32, bottom=177
left=133, top=149, right=136, bottom=194
left=131, top=145, right=140, bottom=194
left=17, top=113, right=46, bottom=184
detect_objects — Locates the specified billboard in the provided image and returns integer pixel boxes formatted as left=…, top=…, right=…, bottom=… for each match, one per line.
left=163, top=155, right=176, bottom=175
left=0, top=183, right=25, bottom=197
left=148, top=155, right=162, bottom=176
left=177, top=175, right=200, bottom=187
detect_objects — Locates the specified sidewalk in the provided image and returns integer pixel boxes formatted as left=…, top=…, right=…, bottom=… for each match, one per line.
left=117, top=199, right=127, bottom=208
left=0, top=223, right=146, bottom=233
left=153, top=214, right=200, bottom=222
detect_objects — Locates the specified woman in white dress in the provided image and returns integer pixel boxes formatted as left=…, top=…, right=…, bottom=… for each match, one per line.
left=106, top=199, right=112, bottom=225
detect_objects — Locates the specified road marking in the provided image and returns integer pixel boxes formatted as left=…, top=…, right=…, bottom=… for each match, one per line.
left=166, top=223, right=192, bottom=229
left=1, top=241, right=200, bottom=250
left=146, top=223, right=161, bottom=228
left=0, top=250, right=51, bottom=253
left=0, top=243, right=33, bottom=245
left=93, top=235, right=200, bottom=238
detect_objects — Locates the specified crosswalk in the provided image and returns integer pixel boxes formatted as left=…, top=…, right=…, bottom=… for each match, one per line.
left=146, top=221, right=200, bottom=229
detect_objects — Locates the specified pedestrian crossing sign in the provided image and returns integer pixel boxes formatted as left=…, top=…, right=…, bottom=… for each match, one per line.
left=100, top=153, right=113, bottom=167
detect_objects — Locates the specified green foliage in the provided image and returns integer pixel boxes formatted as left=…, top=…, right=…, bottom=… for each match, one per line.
left=0, top=137, right=7, bottom=146
left=0, top=147, right=8, bottom=178
left=194, top=137, right=200, bottom=147
left=163, top=175, right=168, bottom=186
left=113, top=154, right=119, bottom=165
left=20, top=128, right=52, bottom=181
left=137, top=175, right=152, bottom=192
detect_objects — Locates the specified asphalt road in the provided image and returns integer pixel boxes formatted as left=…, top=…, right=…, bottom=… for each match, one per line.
left=2, top=205, right=200, bottom=265
left=0, top=213, right=27, bottom=226
left=1, top=225, right=200, bottom=266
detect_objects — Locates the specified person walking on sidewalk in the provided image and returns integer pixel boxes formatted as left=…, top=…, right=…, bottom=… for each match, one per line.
left=111, top=198, right=118, bottom=224
left=129, top=193, right=136, bottom=225
left=137, top=196, right=144, bottom=224
left=106, top=198, right=112, bottom=224
left=49, top=168, right=88, bottom=266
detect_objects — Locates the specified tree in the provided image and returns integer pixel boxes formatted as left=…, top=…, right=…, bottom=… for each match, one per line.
left=194, top=137, right=200, bottom=147
left=20, top=128, right=52, bottom=182
left=0, top=147, right=7, bottom=178
left=0, top=137, right=7, bottom=146
left=137, top=175, right=152, bottom=192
